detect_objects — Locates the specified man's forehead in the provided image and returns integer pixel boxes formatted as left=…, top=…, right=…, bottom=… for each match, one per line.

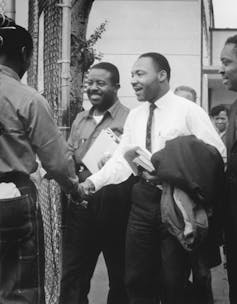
left=132, top=57, right=155, bottom=71
left=215, top=111, right=228, bottom=117
left=221, top=43, right=237, bottom=59
left=88, top=68, right=111, bottom=78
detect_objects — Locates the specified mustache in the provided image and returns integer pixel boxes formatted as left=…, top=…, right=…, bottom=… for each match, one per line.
left=87, top=90, right=102, bottom=95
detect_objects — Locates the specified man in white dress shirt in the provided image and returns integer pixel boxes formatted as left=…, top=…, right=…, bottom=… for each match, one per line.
left=79, top=53, right=226, bottom=304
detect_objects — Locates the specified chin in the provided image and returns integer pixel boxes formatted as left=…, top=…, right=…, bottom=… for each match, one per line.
left=227, top=84, right=237, bottom=92
left=90, top=99, right=102, bottom=105
left=136, top=95, right=146, bottom=102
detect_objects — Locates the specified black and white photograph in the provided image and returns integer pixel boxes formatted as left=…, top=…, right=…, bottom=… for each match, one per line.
left=0, top=0, right=237, bottom=303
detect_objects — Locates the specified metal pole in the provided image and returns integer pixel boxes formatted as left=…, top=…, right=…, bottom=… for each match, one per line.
left=57, top=0, right=72, bottom=136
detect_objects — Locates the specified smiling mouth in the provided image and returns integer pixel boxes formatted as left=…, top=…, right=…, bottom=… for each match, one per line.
left=222, top=77, right=229, bottom=84
left=90, top=94, right=102, bottom=99
left=133, top=87, right=143, bottom=93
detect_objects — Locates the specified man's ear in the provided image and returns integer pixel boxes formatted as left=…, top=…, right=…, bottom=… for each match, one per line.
left=0, top=36, right=3, bottom=49
left=20, top=46, right=29, bottom=63
left=158, top=70, right=167, bottom=82
left=115, top=83, right=120, bottom=90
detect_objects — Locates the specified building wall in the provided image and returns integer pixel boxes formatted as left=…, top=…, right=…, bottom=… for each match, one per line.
left=212, top=29, right=237, bottom=65
left=86, top=0, right=202, bottom=109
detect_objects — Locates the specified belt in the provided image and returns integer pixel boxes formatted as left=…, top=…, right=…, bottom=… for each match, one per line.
left=0, top=172, right=29, bottom=184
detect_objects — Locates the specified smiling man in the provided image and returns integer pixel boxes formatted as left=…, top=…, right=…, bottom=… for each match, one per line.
left=59, top=62, right=134, bottom=304
left=220, top=35, right=237, bottom=304
left=80, top=52, right=226, bottom=304
left=210, top=105, right=229, bottom=145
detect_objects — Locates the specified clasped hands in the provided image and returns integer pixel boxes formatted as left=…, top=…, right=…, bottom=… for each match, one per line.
left=77, top=179, right=95, bottom=199
left=77, top=153, right=111, bottom=198
left=71, top=153, right=111, bottom=204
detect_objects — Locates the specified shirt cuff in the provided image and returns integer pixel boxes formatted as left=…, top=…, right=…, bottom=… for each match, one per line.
left=87, top=173, right=104, bottom=192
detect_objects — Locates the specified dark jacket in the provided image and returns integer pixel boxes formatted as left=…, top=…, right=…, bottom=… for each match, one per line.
left=151, top=135, right=225, bottom=266
left=225, top=99, right=237, bottom=250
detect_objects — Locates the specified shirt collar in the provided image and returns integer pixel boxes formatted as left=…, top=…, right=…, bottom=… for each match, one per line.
left=220, top=130, right=226, bottom=138
left=0, top=64, right=20, bottom=81
left=153, top=90, right=173, bottom=109
left=87, top=99, right=121, bottom=120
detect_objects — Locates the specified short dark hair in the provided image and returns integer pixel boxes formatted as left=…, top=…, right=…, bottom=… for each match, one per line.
left=210, top=104, right=229, bottom=117
left=90, top=62, right=120, bottom=86
left=174, top=85, right=197, bottom=102
left=139, top=52, right=171, bottom=81
left=225, top=35, right=237, bottom=49
left=0, top=14, right=33, bottom=61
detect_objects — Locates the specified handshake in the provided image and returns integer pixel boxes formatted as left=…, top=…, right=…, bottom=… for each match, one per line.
left=71, top=179, right=96, bottom=204
left=78, top=179, right=96, bottom=197
left=70, top=153, right=111, bottom=205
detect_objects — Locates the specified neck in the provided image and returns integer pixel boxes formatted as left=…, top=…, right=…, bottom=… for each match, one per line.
left=94, top=98, right=117, bottom=115
left=0, top=57, right=22, bottom=78
left=150, top=84, right=170, bottom=103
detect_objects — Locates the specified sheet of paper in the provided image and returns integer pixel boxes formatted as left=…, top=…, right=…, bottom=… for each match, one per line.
left=82, top=129, right=119, bottom=174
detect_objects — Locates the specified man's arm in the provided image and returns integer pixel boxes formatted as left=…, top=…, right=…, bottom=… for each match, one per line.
left=83, top=113, right=135, bottom=193
left=25, top=93, right=79, bottom=194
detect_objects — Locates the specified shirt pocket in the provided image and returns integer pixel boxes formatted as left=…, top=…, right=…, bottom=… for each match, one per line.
left=157, top=128, right=181, bottom=149
left=159, top=128, right=185, bottom=141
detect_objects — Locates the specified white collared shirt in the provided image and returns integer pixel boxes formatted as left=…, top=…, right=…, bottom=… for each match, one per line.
left=89, top=90, right=226, bottom=191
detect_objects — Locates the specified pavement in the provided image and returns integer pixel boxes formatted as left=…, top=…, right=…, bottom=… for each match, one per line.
left=89, top=250, right=230, bottom=304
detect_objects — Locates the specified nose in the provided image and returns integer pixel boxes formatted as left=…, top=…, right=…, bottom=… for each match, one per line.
left=219, top=64, right=224, bottom=75
left=131, top=74, right=138, bottom=86
left=89, top=82, right=98, bottom=90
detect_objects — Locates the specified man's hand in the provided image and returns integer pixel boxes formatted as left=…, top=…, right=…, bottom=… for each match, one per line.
left=79, top=179, right=96, bottom=198
left=140, top=170, right=160, bottom=185
left=124, top=146, right=140, bottom=161
left=97, top=153, right=112, bottom=170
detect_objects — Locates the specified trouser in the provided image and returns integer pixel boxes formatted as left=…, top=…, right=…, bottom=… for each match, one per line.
left=60, top=178, right=134, bottom=304
left=0, top=174, right=45, bottom=304
left=125, top=180, right=209, bottom=304
left=225, top=212, right=237, bottom=304
left=185, top=251, right=213, bottom=304
left=225, top=177, right=237, bottom=304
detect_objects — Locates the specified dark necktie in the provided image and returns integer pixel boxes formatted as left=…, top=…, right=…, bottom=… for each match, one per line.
left=146, top=103, right=156, bottom=152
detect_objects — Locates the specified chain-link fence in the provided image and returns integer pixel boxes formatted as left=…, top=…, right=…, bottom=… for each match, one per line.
left=38, top=179, right=62, bottom=304
left=28, top=1, right=64, bottom=303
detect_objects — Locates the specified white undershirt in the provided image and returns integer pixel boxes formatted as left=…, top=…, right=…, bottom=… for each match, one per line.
left=93, top=114, right=104, bottom=124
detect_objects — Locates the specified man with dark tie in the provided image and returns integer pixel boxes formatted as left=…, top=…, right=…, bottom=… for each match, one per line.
left=79, top=52, right=226, bottom=304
